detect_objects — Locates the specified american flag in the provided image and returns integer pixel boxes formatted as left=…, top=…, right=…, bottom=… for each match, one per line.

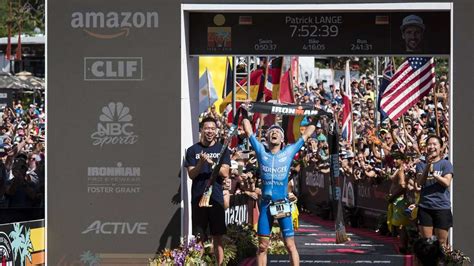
left=380, top=57, right=435, bottom=121
left=341, top=60, right=352, bottom=142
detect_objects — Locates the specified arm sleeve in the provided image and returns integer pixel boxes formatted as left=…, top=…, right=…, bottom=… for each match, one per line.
left=222, top=147, right=232, bottom=166
left=184, top=147, right=197, bottom=167
left=286, top=137, right=305, bottom=157
left=415, top=162, right=424, bottom=173
left=441, top=160, right=453, bottom=176
left=249, top=134, right=264, bottom=154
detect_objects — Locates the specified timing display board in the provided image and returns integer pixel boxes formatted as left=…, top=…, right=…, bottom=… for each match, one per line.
left=189, top=11, right=450, bottom=55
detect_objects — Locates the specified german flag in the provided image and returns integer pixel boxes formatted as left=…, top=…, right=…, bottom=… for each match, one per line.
left=219, top=68, right=264, bottom=113
left=279, top=70, right=295, bottom=104
left=265, top=57, right=283, bottom=101
left=282, top=115, right=304, bottom=144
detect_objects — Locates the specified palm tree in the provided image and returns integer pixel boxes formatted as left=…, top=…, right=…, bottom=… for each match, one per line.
left=80, top=251, right=100, bottom=266
left=8, top=223, right=24, bottom=263
left=19, top=228, right=33, bottom=266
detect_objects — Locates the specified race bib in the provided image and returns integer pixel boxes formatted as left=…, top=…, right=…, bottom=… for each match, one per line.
left=270, top=200, right=291, bottom=219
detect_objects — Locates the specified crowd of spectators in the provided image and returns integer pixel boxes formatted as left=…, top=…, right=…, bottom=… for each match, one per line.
left=197, top=67, right=451, bottom=255
left=0, top=99, right=45, bottom=212
left=199, top=73, right=449, bottom=192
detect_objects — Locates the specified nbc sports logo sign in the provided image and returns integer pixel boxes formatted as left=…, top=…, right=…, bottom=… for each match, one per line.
left=90, top=102, right=139, bottom=147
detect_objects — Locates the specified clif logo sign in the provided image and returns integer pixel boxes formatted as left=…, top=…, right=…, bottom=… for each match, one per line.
left=70, top=11, right=159, bottom=39
left=84, top=57, right=142, bottom=81
left=91, top=102, right=139, bottom=147
left=82, top=221, right=148, bottom=235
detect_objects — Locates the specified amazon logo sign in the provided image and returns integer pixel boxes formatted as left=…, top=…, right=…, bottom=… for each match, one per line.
left=70, top=11, right=159, bottom=39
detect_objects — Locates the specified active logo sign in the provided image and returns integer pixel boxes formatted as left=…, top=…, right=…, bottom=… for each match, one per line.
left=82, top=221, right=148, bottom=235
left=71, top=11, right=159, bottom=39
left=84, top=57, right=142, bottom=81
left=91, top=102, right=139, bottom=147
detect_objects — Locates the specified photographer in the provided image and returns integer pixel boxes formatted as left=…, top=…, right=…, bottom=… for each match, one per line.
left=305, top=138, right=320, bottom=166
left=364, top=162, right=377, bottom=180
left=4, top=157, right=40, bottom=208
left=316, top=137, right=331, bottom=173
left=354, top=152, right=374, bottom=180
left=340, top=152, right=354, bottom=178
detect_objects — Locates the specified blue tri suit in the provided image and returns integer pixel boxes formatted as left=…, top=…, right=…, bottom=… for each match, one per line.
left=249, top=134, right=305, bottom=238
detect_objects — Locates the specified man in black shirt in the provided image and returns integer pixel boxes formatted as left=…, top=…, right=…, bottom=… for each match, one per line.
left=185, top=116, right=230, bottom=265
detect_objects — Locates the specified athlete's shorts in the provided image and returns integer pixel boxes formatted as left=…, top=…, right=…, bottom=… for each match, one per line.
left=257, top=199, right=294, bottom=238
left=417, top=207, right=453, bottom=230
left=192, top=199, right=226, bottom=237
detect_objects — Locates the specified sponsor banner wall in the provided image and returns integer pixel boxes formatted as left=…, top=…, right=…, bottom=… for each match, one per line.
left=340, top=174, right=356, bottom=208
left=300, top=165, right=331, bottom=211
left=355, top=178, right=390, bottom=213
left=48, top=0, right=181, bottom=263
left=225, top=194, right=257, bottom=226
left=299, top=164, right=388, bottom=216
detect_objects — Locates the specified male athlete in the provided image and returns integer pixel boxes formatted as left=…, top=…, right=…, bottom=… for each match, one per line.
left=400, top=14, right=425, bottom=53
left=241, top=108, right=319, bottom=266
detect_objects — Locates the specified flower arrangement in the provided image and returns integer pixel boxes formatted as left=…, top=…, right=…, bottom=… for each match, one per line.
left=443, top=246, right=471, bottom=266
left=151, top=223, right=289, bottom=265
left=226, top=224, right=258, bottom=262
left=268, top=227, right=288, bottom=255
left=151, top=236, right=204, bottom=266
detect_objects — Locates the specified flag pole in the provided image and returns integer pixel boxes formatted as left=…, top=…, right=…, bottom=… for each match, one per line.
left=277, top=57, right=285, bottom=126
left=223, top=58, right=229, bottom=99
left=276, top=57, right=285, bottom=104
left=289, top=57, right=296, bottom=102
left=351, top=108, right=355, bottom=152
left=374, top=57, right=379, bottom=127
left=434, top=82, right=440, bottom=136
left=247, top=56, right=251, bottom=101
left=6, top=0, right=12, bottom=61
left=232, top=57, right=237, bottom=118
left=346, top=59, right=356, bottom=153
left=206, top=67, right=211, bottom=110
left=264, top=57, right=270, bottom=101
left=401, top=115, right=408, bottom=145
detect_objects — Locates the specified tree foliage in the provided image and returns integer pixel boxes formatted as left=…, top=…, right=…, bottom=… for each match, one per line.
left=0, top=0, right=45, bottom=37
